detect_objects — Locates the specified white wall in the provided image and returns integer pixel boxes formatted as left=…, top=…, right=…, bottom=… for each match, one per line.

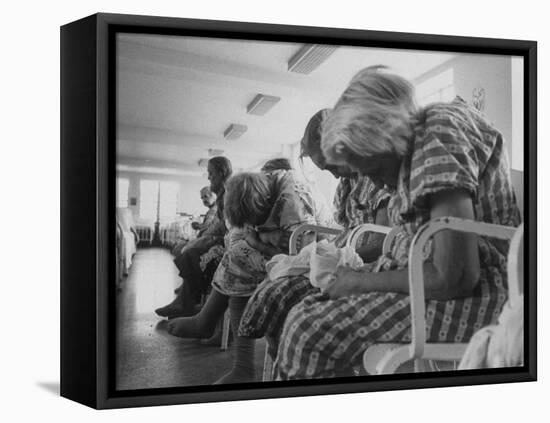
left=511, top=57, right=525, bottom=171
left=416, top=54, right=516, bottom=162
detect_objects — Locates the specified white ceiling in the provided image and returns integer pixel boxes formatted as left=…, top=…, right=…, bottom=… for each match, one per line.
left=116, top=33, right=455, bottom=175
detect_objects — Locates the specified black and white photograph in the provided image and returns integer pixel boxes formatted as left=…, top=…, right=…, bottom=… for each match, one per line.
left=114, top=31, right=527, bottom=390
left=5, top=0, right=549, bottom=419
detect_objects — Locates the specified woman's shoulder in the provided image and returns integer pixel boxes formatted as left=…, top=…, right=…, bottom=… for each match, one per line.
left=419, top=97, right=500, bottom=138
left=413, top=97, right=503, bottom=162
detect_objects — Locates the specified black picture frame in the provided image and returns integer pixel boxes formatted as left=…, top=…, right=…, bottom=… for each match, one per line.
left=60, top=12, right=537, bottom=409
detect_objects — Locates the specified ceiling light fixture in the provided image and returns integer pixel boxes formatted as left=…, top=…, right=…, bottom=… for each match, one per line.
left=246, top=94, right=281, bottom=116
left=223, top=124, right=247, bottom=140
left=287, top=44, right=339, bottom=74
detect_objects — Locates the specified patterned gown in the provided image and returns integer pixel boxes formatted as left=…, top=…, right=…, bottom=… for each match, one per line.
left=211, top=170, right=318, bottom=297
left=238, top=175, right=391, bottom=359
left=273, top=98, right=521, bottom=380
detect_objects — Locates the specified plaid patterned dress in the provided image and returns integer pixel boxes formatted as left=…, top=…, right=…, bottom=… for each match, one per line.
left=274, top=98, right=520, bottom=380
left=239, top=176, right=390, bottom=358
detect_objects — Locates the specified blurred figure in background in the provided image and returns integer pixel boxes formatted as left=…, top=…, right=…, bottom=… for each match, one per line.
left=260, top=157, right=293, bottom=173
left=171, top=186, right=217, bottom=258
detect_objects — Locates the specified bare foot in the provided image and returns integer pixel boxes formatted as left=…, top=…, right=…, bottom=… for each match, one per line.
left=166, top=316, right=213, bottom=339
left=155, top=298, right=183, bottom=318
left=166, top=317, right=190, bottom=337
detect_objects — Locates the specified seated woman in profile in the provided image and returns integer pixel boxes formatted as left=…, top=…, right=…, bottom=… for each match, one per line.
left=171, top=186, right=217, bottom=258
left=274, top=66, right=520, bottom=380
left=167, top=169, right=319, bottom=384
left=239, top=108, right=391, bottom=361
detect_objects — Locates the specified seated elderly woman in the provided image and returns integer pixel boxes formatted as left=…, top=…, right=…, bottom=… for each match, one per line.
left=239, top=108, right=391, bottom=361
left=171, top=186, right=217, bottom=259
left=166, top=169, right=320, bottom=384
left=272, top=66, right=520, bottom=380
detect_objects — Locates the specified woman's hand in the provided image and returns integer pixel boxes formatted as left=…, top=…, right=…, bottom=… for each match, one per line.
left=324, top=266, right=365, bottom=299
left=244, top=230, right=260, bottom=248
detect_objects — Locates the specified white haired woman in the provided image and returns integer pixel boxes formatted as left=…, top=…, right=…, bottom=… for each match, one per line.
left=274, top=66, right=521, bottom=380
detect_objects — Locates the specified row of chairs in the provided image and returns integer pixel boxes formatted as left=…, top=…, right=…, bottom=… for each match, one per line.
left=262, top=218, right=524, bottom=380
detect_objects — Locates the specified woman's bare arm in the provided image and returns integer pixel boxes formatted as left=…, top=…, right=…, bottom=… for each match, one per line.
left=326, top=189, right=480, bottom=300
left=244, top=231, right=286, bottom=258
left=354, top=206, right=390, bottom=263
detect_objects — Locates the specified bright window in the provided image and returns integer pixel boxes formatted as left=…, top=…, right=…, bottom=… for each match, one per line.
left=159, top=181, right=180, bottom=219
left=139, top=180, right=179, bottom=221
left=116, top=178, right=129, bottom=208
left=416, top=68, right=455, bottom=106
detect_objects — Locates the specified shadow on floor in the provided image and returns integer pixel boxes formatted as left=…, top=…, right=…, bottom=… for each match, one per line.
left=36, top=381, right=60, bottom=396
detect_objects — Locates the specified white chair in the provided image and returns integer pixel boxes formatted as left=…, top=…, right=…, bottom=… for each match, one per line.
left=363, top=217, right=521, bottom=375
left=261, top=223, right=398, bottom=381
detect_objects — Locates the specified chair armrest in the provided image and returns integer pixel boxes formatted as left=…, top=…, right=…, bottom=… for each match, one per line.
left=289, top=224, right=342, bottom=255
left=345, top=223, right=392, bottom=249
left=507, top=223, right=524, bottom=308
left=382, top=226, right=401, bottom=255
left=408, top=217, right=517, bottom=359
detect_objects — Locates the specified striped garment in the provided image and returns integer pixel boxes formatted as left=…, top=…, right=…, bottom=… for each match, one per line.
left=239, top=176, right=391, bottom=357
left=273, top=97, right=521, bottom=380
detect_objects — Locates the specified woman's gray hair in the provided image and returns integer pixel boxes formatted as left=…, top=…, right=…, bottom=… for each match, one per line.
left=224, top=172, right=272, bottom=227
left=322, top=66, right=417, bottom=164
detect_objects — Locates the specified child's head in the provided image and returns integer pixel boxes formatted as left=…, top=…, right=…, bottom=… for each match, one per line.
left=224, top=172, right=272, bottom=227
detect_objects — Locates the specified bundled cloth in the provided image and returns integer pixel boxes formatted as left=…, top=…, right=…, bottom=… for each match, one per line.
left=265, top=239, right=364, bottom=292
left=458, top=295, right=524, bottom=369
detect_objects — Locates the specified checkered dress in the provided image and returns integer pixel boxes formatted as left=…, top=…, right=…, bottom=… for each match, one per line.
left=273, top=98, right=521, bottom=380
left=239, top=176, right=390, bottom=358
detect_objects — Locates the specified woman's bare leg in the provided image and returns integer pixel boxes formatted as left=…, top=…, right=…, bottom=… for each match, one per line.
left=214, top=296, right=256, bottom=384
left=166, top=289, right=228, bottom=338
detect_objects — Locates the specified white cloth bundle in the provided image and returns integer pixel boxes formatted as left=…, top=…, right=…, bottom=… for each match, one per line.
left=458, top=295, right=524, bottom=369
left=309, top=240, right=364, bottom=290
left=266, top=240, right=364, bottom=291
